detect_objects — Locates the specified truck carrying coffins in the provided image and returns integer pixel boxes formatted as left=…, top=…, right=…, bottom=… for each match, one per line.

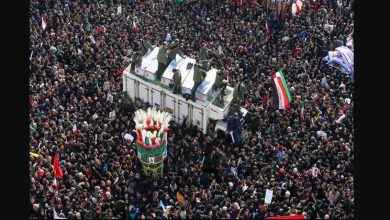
left=123, top=44, right=246, bottom=133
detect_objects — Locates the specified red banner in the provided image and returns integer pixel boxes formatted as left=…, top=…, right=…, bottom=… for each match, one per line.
left=265, top=215, right=305, bottom=220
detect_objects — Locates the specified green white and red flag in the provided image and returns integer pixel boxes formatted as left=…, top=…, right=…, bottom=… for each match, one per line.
left=271, top=70, right=292, bottom=110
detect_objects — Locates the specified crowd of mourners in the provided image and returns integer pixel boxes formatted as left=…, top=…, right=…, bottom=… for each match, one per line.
left=29, top=0, right=354, bottom=219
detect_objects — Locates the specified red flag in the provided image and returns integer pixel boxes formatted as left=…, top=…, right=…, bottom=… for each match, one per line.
left=292, top=48, right=302, bottom=58
left=114, top=68, right=125, bottom=78
left=296, top=4, right=301, bottom=15
left=265, top=215, right=305, bottom=220
left=36, top=169, right=44, bottom=180
left=314, top=0, right=319, bottom=12
left=53, top=153, right=63, bottom=179
left=96, top=26, right=104, bottom=34
left=264, top=21, right=270, bottom=37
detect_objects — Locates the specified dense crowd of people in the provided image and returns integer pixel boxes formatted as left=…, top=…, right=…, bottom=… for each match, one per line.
left=29, top=0, right=354, bottom=219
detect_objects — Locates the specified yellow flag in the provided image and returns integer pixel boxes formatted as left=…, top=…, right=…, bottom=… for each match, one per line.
left=176, top=192, right=185, bottom=204
left=30, top=152, right=41, bottom=158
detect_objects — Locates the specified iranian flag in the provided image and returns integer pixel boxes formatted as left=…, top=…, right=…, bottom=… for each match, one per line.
left=53, top=153, right=63, bottom=179
left=271, top=70, right=292, bottom=110
left=73, top=124, right=78, bottom=137
left=300, top=103, right=305, bottom=122
left=52, top=178, right=59, bottom=191
left=132, top=21, right=138, bottom=32
left=89, top=35, right=96, bottom=44
left=292, top=0, right=302, bottom=15
left=41, top=17, right=47, bottom=30
left=53, top=206, right=67, bottom=219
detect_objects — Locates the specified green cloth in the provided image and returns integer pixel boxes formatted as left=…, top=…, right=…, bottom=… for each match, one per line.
left=176, top=0, right=184, bottom=4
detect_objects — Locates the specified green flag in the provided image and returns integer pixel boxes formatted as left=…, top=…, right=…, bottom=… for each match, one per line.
left=30, top=123, right=37, bottom=133
left=176, top=0, right=184, bottom=4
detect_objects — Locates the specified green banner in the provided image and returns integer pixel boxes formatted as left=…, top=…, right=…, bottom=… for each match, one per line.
left=136, top=142, right=167, bottom=156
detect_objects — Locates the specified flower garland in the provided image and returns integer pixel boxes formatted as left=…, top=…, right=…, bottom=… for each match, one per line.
left=133, top=108, right=171, bottom=151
